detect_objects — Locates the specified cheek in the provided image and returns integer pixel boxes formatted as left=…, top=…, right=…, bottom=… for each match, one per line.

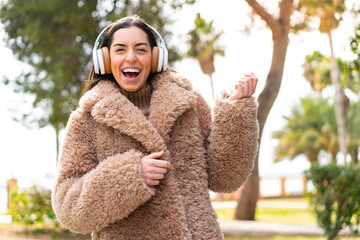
left=110, top=55, right=121, bottom=71
left=142, top=55, right=152, bottom=73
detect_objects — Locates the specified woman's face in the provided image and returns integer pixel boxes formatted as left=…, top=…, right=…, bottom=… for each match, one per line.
left=110, top=26, right=152, bottom=92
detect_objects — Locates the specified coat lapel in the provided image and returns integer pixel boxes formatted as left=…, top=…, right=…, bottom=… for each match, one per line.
left=149, top=71, right=197, bottom=144
left=89, top=82, right=166, bottom=154
left=80, top=70, right=197, bottom=155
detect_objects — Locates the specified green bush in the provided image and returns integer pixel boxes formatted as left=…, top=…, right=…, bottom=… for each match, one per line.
left=8, top=185, right=60, bottom=238
left=305, top=162, right=360, bottom=240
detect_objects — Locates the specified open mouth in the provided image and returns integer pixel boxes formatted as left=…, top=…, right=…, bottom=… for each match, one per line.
left=122, top=68, right=141, bottom=79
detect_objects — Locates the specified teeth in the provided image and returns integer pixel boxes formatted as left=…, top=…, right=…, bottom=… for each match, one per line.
left=123, top=68, right=140, bottom=73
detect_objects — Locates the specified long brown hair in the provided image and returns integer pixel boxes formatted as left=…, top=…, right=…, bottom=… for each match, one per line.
left=82, top=16, right=158, bottom=95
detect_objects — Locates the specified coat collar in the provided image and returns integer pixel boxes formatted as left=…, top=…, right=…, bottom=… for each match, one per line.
left=78, top=70, right=197, bottom=154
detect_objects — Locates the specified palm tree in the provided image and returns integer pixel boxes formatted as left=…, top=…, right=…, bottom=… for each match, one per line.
left=272, top=95, right=339, bottom=163
left=187, top=13, right=224, bottom=99
left=297, top=0, right=347, bottom=160
left=303, top=51, right=360, bottom=162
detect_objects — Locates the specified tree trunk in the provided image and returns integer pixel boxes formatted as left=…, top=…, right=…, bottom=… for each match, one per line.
left=235, top=31, right=290, bottom=220
left=330, top=234, right=340, bottom=240
left=55, top=126, right=60, bottom=165
left=235, top=0, right=293, bottom=220
left=235, top=154, right=259, bottom=220
left=209, top=74, right=215, bottom=100
left=327, top=31, right=347, bottom=161
left=350, top=148, right=358, bottom=164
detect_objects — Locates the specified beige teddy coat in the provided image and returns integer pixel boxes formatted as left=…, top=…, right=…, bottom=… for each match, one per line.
left=52, top=70, right=259, bottom=240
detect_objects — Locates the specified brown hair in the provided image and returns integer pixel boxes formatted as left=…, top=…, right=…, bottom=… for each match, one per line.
left=82, top=15, right=158, bottom=95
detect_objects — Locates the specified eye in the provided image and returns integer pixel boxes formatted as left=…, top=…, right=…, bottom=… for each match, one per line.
left=137, top=48, right=147, bottom=52
left=115, top=48, right=125, bottom=52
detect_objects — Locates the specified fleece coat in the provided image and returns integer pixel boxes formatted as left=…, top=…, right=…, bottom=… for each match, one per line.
left=52, top=69, right=259, bottom=240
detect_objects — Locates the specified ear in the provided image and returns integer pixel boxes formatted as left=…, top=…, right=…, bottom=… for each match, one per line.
left=151, top=46, right=159, bottom=73
left=101, top=47, right=112, bottom=74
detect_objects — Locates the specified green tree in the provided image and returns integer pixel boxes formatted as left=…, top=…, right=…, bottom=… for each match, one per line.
left=0, top=0, right=195, bottom=162
left=297, top=0, right=348, bottom=160
left=187, top=13, right=224, bottom=99
left=272, top=95, right=338, bottom=163
left=1, top=0, right=99, bottom=161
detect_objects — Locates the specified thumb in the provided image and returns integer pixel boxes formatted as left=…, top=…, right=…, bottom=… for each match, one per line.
left=143, top=151, right=164, bottom=159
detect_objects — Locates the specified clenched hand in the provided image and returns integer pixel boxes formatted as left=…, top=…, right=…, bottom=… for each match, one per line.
left=141, top=151, right=171, bottom=186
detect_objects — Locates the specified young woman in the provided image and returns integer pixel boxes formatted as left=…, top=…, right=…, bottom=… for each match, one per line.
left=52, top=15, right=259, bottom=240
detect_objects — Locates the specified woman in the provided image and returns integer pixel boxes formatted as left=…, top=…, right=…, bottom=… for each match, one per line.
left=52, top=16, right=259, bottom=240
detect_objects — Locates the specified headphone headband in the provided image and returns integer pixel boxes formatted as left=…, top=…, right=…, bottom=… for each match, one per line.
left=147, top=25, right=168, bottom=72
left=92, top=21, right=168, bottom=75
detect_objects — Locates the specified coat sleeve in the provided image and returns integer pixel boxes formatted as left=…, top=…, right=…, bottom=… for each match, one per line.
left=196, top=92, right=259, bottom=193
left=51, top=110, right=155, bottom=234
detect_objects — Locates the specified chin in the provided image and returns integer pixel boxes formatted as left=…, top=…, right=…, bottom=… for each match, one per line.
left=120, top=81, right=144, bottom=92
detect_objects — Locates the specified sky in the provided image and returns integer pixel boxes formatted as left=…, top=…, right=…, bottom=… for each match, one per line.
left=0, top=0, right=358, bottom=189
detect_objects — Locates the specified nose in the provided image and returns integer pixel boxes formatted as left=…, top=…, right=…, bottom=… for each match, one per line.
left=125, top=49, right=137, bottom=63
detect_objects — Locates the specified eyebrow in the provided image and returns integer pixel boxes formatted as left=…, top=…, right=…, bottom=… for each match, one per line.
left=113, top=42, right=149, bottom=47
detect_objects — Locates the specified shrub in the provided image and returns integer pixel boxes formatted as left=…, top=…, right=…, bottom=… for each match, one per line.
left=305, top=162, right=360, bottom=240
left=8, top=185, right=60, bottom=238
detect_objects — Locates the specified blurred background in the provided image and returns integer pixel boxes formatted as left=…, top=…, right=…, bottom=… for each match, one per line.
left=0, top=0, right=360, bottom=238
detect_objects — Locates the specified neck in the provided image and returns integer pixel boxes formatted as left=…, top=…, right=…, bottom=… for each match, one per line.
left=119, top=83, right=152, bottom=117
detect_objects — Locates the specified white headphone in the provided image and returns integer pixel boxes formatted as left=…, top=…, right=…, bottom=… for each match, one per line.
left=92, top=22, right=168, bottom=75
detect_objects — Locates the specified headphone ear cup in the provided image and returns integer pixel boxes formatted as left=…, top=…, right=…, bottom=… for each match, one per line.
left=157, top=46, right=164, bottom=72
left=101, top=47, right=112, bottom=74
left=151, top=46, right=159, bottom=73
left=93, top=48, right=100, bottom=74
left=163, top=46, right=168, bottom=71
left=97, top=49, right=105, bottom=74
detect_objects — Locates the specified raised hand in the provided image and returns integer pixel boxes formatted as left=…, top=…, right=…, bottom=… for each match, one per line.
left=228, top=72, right=258, bottom=101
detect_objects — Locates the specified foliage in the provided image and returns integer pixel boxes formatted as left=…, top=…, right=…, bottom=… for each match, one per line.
left=0, top=0, right=98, bottom=131
left=303, top=51, right=331, bottom=92
left=301, top=49, right=360, bottom=163
left=8, top=185, right=60, bottom=238
left=305, top=162, right=360, bottom=240
left=187, top=13, right=224, bottom=76
left=346, top=100, right=360, bottom=161
left=272, top=95, right=338, bottom=162
left=273, top=94, right=360, bottom=163
left=303, top=51, right=360, bottom=94
left=296, top=0, right=345, bottom=33
left=0, top=0, right=195, bottom=159
left=350, top=25, right=360, bottom=71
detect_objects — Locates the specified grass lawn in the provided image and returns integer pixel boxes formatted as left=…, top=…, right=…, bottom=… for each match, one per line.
left=0, top=223, right=91, bottom=240
left=216, top=203, right=317, bottom=225
left=218, top=198, right=360, bottom=240
left=225, top=237, right=360, bottom=240
left=2, top=198, right=359, bottom=240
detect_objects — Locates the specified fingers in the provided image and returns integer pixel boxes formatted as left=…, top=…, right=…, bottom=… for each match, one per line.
left=143, top=169, right=166, bottom=186
left=235, top=82, right=245, bottom=96
left=230, top=73, right=258, bottom=100
left=141, top=151, right=171, bottom=186
left=143, top=151, right=164, bottom=159
left=146, top=159, right=171, bottom=169
left=145, top=179, right=160, bottom=186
